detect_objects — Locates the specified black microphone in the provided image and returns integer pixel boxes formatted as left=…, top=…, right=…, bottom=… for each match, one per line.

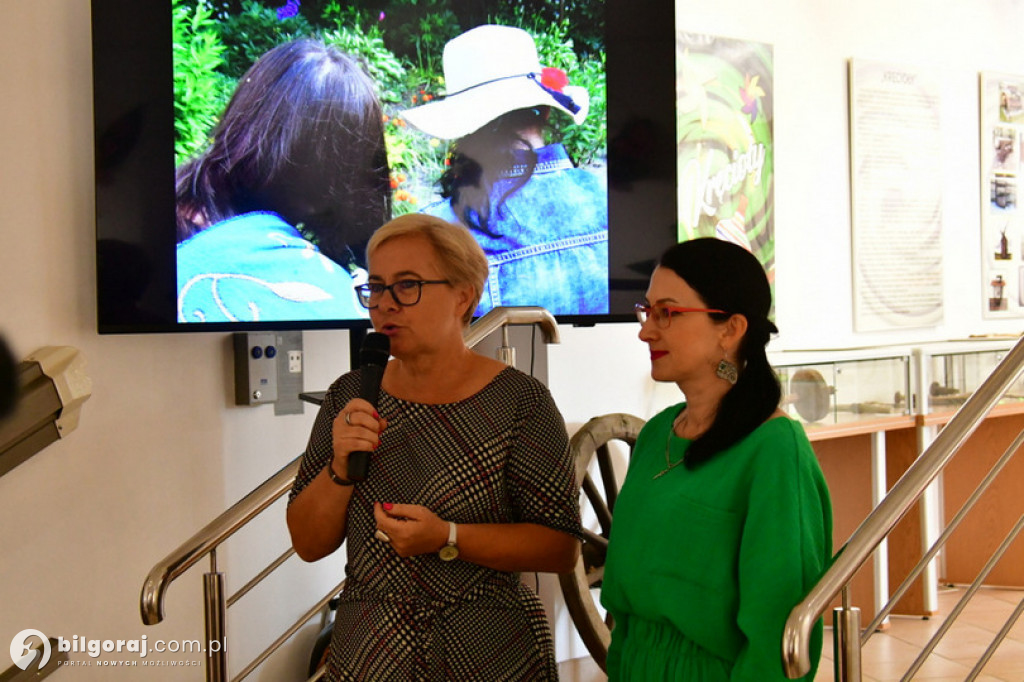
left=347, top=332, right=390, bottom=481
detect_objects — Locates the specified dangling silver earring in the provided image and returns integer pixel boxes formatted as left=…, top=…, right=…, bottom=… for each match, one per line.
left=716, top=358, right=738, bottom=385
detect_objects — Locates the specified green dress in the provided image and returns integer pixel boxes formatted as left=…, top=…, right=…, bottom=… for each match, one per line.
left=601, top=403, right=833, bottom=681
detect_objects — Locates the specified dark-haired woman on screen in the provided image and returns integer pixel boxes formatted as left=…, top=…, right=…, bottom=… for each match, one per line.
left=175, top=39, right=390, bottom=323
left=601, top=238, right=833, bottom=681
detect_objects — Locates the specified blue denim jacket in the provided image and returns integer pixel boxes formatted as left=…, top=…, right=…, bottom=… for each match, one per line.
left=177, top=211, right=367, bottom=323
left=423, top=143, right=608, bottom=316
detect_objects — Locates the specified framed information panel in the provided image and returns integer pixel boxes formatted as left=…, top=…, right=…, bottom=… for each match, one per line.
left=850, top=58, right=944, bottom=332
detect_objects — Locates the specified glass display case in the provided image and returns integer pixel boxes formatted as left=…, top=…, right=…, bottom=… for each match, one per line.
left=775, top=355, right=912, bottom=426
left=925, top=347, right=1024, bottom=410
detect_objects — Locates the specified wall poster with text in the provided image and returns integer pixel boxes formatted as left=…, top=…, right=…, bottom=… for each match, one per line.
left=675, top=32, right=774, bottom=297
left=980, top=72, right=1024, bottom=318
left=850, top=59, right=944, bottom=331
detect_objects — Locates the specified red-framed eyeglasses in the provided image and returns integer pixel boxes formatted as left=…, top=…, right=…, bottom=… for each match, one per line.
left=635, top=303, right=728, bottom=328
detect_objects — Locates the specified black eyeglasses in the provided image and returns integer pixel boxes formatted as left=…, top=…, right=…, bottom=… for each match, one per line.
left=355, top=279, right=451, bottom=309
left=635, top=303, right=728, bottom=328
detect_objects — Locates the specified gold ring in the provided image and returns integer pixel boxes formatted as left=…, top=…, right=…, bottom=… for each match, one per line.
left=374, top=529, right=391, bottom=543
left=344, top=412, right=353, bottom=426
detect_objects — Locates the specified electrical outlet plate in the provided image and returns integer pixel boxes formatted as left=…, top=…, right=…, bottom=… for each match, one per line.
left=273, top=331, right=304, bottom=416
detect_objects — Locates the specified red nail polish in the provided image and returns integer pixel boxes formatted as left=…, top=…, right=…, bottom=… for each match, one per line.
left=383, top=502, right=393, bottom=511
left=373, top=410, right=379, bottom=419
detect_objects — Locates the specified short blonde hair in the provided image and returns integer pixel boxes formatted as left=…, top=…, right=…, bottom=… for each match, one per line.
left=366, top=213, right=488, bottom=325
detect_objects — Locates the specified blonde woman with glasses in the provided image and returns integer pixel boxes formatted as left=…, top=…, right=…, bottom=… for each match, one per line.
left=287, top=213, right=582, bottom=681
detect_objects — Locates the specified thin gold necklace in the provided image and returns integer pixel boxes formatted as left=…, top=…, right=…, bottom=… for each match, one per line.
left=653, top=412, right=688, bottom=479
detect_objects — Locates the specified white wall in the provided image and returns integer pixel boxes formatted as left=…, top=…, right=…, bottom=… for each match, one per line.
left=2, top=0, right=1024, bottom=679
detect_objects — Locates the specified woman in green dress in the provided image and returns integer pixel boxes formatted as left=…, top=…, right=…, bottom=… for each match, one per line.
left=601, top=238, right=833, bottom=681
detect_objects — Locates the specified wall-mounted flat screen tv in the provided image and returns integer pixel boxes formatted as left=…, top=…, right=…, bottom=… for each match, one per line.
left=91, top=0, right=678, bottom=333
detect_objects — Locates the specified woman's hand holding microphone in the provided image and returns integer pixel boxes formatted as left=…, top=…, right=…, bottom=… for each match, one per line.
left=329, top=398, right=387, bottom=485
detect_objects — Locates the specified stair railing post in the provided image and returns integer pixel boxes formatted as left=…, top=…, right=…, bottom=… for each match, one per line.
left=204, top=550, right=227, bottom=682
left=833, top=587, right=862, bottom=682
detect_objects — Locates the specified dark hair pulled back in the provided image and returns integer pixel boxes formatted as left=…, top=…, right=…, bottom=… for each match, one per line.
left=439, top=107, right=555, bottom=238
left=658, top=238, right=781, bottom=468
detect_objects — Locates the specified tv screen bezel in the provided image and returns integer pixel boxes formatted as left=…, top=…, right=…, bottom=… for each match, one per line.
left=90, top=0, right=678, bottom=334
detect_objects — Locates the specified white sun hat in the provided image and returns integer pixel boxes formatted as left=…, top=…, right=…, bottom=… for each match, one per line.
left=401, top=24, right=590, bottom=140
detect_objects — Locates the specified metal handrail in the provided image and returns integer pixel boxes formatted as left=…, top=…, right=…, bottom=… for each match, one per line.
left=859, top=424, right=1024, bottom=636
left=463, top=306, right=560, bottom=348
left=233, top=577, right=346, bottom=680
left=781, top=334, right=1024, bottom=678
left=140, top=457, right=300, bottom=625
left=902, top=514, right=1024, bottom=679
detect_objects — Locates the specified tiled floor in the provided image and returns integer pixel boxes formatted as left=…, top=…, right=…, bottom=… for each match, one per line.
left=557, top=586, right=1024, bottom=681
left=816, top=586, right=1024, bottom=682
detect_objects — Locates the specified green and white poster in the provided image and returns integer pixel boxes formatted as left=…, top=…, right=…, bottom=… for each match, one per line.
left=675, top=32, right=774, bottom=287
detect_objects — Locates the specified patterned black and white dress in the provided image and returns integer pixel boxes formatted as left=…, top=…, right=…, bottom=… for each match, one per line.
left=289, top=366, right=582, bottom=681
